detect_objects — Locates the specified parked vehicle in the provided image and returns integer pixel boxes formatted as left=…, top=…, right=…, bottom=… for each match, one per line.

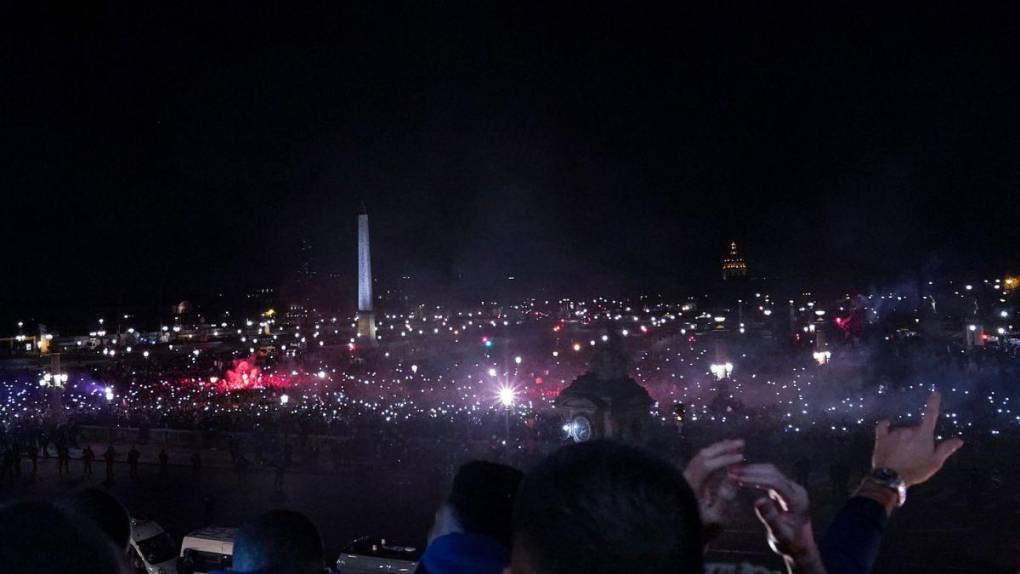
left=335, top=536, right=420, bottom=574
left=177, top=526, right=237, bottom=574
left=128, top=518, right=178, bottom=574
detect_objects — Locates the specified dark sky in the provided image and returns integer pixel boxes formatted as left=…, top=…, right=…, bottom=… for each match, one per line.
left=3, top=2, right=1019, bottom=311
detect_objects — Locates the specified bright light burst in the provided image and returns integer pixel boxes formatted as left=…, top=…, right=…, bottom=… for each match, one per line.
left=813, top=350, right=832, bottom=365
left=497, top=384, right=517, bottom=407
left=709, top=362, right=734, bottom=380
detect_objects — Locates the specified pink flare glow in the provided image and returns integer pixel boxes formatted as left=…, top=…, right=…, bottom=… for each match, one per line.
left=216, top=354, right=292, bottom=392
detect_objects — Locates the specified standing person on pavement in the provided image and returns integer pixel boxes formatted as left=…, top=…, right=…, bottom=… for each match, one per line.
left=158, top=448, right=169, bottom=478
left=127, top=445, right=141, bottom=480
left=82, top=444, right=95, bottom=476
left=27, top=442, right=39, bottom=477
left=104, top=444, right=116, bottom=484
left=191, top=451, right=202, bottom=478
left=57, top=442, right=71, bottom=476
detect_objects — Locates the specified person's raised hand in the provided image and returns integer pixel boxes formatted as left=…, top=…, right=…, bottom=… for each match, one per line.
left=683, top=439, right=744, bottom=541
left=873, top=391, right=964, bottom=486
left=732, top=463, right=823, bottom=574
left=683, top=439, right=744, bottom=493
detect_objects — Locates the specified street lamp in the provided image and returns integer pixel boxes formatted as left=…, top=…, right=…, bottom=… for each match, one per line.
left=710, top=362, right=733, bottom=380
left=104, top=386, right=116, bottom=443
left=498, top=385, right=517, bottom=443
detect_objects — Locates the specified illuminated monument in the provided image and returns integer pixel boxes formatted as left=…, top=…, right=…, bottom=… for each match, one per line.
left=356, top=204, right=377, bottom=345
left=721, top=241, right=748, bottom=280
left=556, top=329, right=653, bottom=444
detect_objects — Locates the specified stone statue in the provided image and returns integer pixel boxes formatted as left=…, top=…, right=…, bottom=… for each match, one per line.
left=590, top=329, right=629, bottom=381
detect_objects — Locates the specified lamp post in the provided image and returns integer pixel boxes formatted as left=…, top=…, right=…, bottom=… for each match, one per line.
left=105, top=385, right=116, bottom=443
left=498, top=385, right=516, bottom=443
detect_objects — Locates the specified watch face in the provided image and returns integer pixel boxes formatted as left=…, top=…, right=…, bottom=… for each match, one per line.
left=873, top=467, right=899, bottom=483
left=870, top=467, right=907, bottom=507
left=569, top=416, right=592, bottom=443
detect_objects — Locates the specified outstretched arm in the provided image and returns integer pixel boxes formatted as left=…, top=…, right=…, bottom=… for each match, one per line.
left=821, top=390, right=964, bottom=574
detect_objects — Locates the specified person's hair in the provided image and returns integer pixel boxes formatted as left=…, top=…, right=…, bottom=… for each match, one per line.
left=232, top=509, right=324, bottom=574
left=62, top=488, right=132, bottom=551
left=0, top=499, right=126, bottom=574
left=512, top=440, right=703, bottom=574
left=447, top=460, right=524, bottom=548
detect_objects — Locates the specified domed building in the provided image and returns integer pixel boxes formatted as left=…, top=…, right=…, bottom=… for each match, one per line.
left=721, top=241, right=748, bottom=280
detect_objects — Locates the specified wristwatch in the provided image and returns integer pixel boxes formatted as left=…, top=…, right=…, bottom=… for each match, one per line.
left=867, top=467, right=907, bottom=507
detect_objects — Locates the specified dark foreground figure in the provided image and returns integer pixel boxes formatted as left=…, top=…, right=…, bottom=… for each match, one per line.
left=0, top=391, right=962, bottom=574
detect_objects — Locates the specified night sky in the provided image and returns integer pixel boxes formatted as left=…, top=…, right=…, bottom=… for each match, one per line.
left=3, top=2, right=1019, bottom=314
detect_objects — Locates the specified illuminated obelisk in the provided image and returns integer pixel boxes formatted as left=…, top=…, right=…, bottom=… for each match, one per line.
left=356, top=204, right=378, bottom=346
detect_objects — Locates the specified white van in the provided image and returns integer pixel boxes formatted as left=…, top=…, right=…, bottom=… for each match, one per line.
left=128, top=518, right=178, bottom=574
left=177, top=526, right=237, bottom=574
left=335, top=537, right=420, bottom=574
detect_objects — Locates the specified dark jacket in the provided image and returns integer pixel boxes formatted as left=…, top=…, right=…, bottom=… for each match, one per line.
left=416, top=532, right=509, bottom=574
left=820, top=496, right=888, bottom=574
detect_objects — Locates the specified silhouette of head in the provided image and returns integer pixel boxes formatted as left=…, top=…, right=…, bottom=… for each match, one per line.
left=63, top=488, right=132, bottom=551
left=232, top=509, right=324, bottom=574
left=444, top=460, right=524, bottom=549
left=0, top=499, right=127, bottom=574
left=512, top=440, right=703, bottom=574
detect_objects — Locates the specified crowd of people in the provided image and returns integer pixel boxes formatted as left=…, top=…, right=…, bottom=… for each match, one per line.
left=6, top=306, right=1020, bottom=440
left=0, top=390, right=965, bottom=574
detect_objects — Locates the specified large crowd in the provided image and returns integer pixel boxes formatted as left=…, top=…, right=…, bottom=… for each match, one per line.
left=4, top=326, right=1020, bottom=443
left=2, top=304, right=1018, bottom=573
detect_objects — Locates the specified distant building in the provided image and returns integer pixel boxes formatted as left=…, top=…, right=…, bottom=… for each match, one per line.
left=721, top=241, right=748, bottom=280
left=284, top=302, right=309, bottom=323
